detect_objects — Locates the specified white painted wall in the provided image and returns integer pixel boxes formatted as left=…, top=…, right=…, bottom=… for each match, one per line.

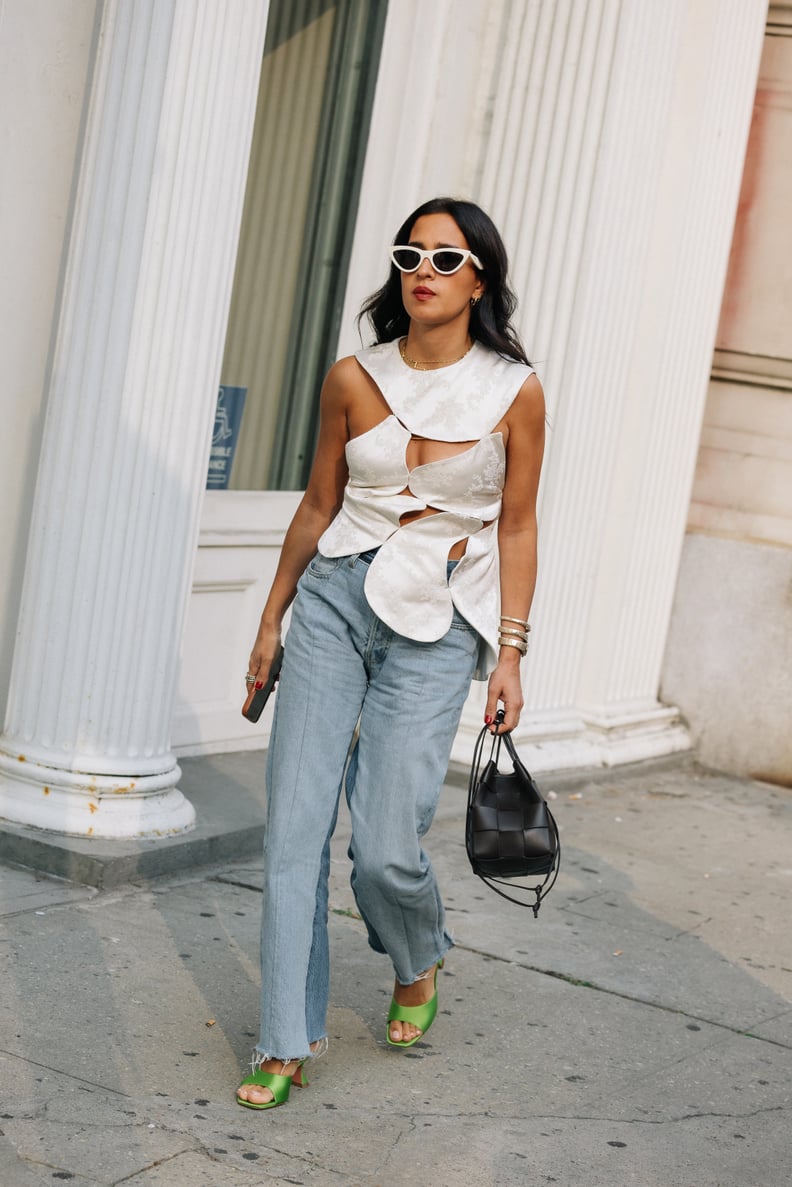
left=0, top=0, right=98, bottom=721
left=173, top=491, right=301, bottom=755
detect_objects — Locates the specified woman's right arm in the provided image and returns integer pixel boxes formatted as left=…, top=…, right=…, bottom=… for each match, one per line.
left=246, top=359, right=352, bottom=683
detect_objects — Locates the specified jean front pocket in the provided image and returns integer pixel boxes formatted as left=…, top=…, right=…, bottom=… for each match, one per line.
left=306, top=552, right=343, bottom=579
left=450, top=605, right=477, bottom=634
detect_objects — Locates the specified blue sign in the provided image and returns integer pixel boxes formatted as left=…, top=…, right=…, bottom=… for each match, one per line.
left=207, top=385, right=247, bottom=489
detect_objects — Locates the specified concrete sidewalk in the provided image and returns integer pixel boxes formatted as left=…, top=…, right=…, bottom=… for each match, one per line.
left=0, top=753, right=790, bottom=1186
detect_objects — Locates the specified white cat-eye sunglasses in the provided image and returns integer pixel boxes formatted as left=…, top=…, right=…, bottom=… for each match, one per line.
left=390, top=246, right=484, bottom=275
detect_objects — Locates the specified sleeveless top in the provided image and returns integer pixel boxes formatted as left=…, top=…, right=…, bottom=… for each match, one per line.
left=317, top=339, right=534, bottom=678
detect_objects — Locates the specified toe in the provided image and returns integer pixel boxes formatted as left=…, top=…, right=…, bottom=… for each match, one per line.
left=237, top=1083, right=273, bottom=1106
left=389, top=1019, right=422, bottom=1044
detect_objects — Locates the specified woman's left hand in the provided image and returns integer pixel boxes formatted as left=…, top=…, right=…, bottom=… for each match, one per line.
left=484, top=659, right=524, bottom=733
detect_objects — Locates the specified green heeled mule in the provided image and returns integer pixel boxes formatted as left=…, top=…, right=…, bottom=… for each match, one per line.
left=386, top=959, right=444, bottom=1049
left=236, top=1059, right=308, bottom=1110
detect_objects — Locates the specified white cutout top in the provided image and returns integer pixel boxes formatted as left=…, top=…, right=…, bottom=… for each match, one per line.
left=317, top=339, right=534, bottom=677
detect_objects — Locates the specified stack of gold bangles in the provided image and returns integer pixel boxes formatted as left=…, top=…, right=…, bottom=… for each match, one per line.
left=499, top=614, right=530, bottom=656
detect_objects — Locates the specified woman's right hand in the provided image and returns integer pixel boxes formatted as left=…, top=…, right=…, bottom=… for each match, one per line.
left=246, top=625, right=282, bottom=690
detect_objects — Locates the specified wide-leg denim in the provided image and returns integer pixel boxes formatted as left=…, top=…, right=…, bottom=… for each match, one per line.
left=256, top=550, right=480, bottom=1061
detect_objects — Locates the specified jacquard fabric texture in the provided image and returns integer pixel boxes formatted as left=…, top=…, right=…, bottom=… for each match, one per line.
left=317, top=340, right=533, bottom=676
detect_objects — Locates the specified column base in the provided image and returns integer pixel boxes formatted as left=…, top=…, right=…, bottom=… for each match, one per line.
left=0, top=750, right=196, bottom=839
left=581, top=700, right=692, bottom=767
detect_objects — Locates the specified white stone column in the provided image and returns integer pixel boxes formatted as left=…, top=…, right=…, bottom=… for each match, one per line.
left=450, top=0, right=766, bottom=768
left=573, top=1, right=768, bottom=764
left=0, top=0, right=269, bottom=836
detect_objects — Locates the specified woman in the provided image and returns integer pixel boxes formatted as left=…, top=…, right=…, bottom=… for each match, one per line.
left=236, top=197, right=545, bottom=1109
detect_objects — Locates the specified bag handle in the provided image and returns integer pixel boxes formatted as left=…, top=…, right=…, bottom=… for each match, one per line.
left=466, top=707, right=513, bottom=794
left=467, top=709, right=504, bottom=800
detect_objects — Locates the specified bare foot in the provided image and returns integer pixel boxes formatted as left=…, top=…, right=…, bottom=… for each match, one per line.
left=388, top=962, right=441, bottom=1045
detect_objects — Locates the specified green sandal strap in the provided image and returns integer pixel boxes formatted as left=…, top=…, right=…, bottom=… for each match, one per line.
left=237, top=1068, right=295, bottom=1110
left=386, top=997, right=438, bottom=1031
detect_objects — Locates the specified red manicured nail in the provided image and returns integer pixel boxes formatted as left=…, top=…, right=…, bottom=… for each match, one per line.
left=484, top=715, right=493, bottom=724
left=254, top=681, right=264, bottom=690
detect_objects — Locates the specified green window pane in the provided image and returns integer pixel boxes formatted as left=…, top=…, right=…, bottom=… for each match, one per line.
left=220, top=0, right=387, bottom=491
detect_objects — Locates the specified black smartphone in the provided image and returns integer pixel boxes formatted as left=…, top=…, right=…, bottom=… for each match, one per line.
left=241, top=644, right=285, bottom=722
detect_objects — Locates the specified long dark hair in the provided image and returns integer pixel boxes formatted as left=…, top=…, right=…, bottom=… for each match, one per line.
left=357, top=197, right=529, bottom=365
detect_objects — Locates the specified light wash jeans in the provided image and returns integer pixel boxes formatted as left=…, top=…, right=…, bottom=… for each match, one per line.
left=256, top=549, right=480, bottom=1061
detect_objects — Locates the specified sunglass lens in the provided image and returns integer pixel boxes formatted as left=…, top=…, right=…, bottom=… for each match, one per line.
left=392, top=248, right=421, bottom=272
left=433, top=250, right=466, bottom=273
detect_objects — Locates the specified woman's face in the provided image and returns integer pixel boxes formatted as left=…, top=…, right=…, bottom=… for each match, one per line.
left=399, top=212, right=485, bottom=330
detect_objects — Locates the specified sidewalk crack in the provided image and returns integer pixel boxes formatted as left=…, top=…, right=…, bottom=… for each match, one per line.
left=0, top=1047, right=131, bottom=1097
left=111, top=1147, right=195, bottom=1186
left=16, top=1153, right=103, bottom=1184
left=209, top=874, right=262, bottom=893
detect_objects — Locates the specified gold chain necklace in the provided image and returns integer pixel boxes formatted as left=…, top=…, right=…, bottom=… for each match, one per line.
left=399, top=337, right=473, bottom=370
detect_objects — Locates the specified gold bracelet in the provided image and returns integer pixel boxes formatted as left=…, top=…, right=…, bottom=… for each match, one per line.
left=499, top=636, right=527, bottom=655
left=500, top=615, right=530, bottom=629
left=499, top=626, right=528, bottom=640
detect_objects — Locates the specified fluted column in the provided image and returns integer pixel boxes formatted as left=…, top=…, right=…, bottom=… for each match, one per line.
left=575, top=1, right=768, bottom=761
left=0, top=0, right=269, bottom=836
left=450, top=0, right=766, bottom=767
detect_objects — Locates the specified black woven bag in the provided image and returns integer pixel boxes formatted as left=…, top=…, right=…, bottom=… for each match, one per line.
left=466, top=710, right=560, bottom=915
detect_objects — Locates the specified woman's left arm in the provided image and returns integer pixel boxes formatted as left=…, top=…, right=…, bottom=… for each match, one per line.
left=485, top=373, right=546, bottom=732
